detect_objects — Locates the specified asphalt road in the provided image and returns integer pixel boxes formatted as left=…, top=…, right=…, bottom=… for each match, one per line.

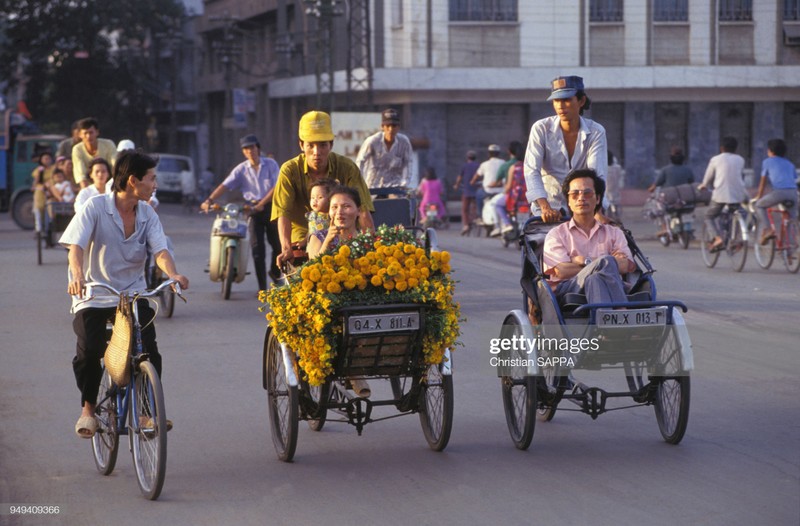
left=1, top=204, right=798, bottom=526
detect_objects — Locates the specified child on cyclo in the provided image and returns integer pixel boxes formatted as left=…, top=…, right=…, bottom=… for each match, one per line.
left=306, top=178, right=337, bottom=238
left=51, top=168, right=76, bottom=203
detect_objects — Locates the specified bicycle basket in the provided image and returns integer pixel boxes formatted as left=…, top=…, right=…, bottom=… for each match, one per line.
left=104, top=295, right=133, bottom=386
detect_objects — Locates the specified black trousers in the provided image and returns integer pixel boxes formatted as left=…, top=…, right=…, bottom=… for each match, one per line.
left=249, top=203, right=281, bottom=290
left=72, top=300, right=160, bottom=406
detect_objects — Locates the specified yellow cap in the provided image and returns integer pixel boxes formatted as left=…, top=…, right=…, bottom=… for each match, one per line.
left=298, top=111, right=334, bottom=142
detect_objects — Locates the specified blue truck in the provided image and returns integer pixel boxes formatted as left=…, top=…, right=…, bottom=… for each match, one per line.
left=0, top=110, right=66, bottom=229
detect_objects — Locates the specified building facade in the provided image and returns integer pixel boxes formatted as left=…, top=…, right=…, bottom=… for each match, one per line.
left=197, top=0, right=800, bottom=190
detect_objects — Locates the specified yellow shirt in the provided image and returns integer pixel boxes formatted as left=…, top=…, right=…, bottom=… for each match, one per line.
left=271, top=152, right=374, bottom=243
left=71, top=138, right=117, bottom=183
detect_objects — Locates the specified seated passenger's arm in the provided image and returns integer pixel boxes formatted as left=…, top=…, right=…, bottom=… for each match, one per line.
left=611, top=250, right=636, bottom=274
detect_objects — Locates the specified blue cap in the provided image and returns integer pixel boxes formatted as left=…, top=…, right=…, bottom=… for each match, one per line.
left=546, top=76, right=585, bottom=101
left=239, top=134, right=259, bottom=148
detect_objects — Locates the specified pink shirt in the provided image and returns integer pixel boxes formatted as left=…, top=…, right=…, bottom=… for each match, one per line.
left=543, top=219, right=633, bottom=286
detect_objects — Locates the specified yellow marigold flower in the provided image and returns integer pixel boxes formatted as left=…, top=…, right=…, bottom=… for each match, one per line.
left=383, top=280, right=395, bottom=290
left=308, top=267, right=322, bottom=282
left=387, top=263, right=401, bottom=276
left=415, top=248, right=425, bottom=258
left=395, top=280, right=408, bottom=291
left=300, top=266, right=311, bottom=280
left=338, top=244, right=351, bottom=258
left=408, top=277, right=419, bottom=288
left=403, top=243, right=416, bottom=254
left=420, top=267, right=430, bottom=278
left=322, top=255, right=333, bottom=266
left=344, top=279, right=356, bottom=290
left=302, top=279, right=314, bottom=291
left=440, top=251, right=451, bottom=263
left=409, top=268, right=421, bottom=279
left=370, top=275, right=382, bottom=286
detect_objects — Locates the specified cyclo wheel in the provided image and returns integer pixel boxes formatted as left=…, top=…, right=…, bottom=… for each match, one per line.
left=160, top=287, right=176, bottom=318
left=306, top=381, right=330, bottom=432
left=728, top=211, right=748, bottom=272
left=783, top=219, right=800, bottom=273
left=92, top=368, right=119, bottom=476
left=700, top=222, right=720, bottom=268
left=653, top=324, right=691, bottom=444
left=418, top=361, right=453, bottom=452
left=131, top=361, right=167, bottom=500
left=264, top=329, right=298, bottom=461
left=222, top=246, right=234, bottom=300
left=499, top=314, right=536, bottom=449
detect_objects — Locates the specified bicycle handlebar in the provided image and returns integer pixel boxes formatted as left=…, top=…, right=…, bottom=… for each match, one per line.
left=84, top=279, right=184, bottom=300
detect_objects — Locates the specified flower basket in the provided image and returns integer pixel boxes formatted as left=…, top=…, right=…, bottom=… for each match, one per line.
left=260, top=225, right=461, bottom=386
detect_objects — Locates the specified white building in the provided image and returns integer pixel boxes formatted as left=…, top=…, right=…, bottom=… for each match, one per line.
left=198, top=0, right=800, bottom=188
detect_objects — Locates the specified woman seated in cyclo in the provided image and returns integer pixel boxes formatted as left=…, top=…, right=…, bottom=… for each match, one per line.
left=543, top=169, right=635, bottom=308
left=306, top=185, right=372, bottom=398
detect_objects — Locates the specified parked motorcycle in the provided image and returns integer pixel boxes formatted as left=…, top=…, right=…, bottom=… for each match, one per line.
left=206, top=203, right=250, bottom=299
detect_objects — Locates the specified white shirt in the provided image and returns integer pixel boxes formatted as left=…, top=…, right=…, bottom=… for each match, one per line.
left=476, top=157, right=506, bottom=194
left=356, top=131, right=413, bottom=188
left=60, top=192, right=169, bottom=312
left=523, top=115, right=608, bottom=210
left=701, top=152, right=747, bottom=204
left=73, top=185, right=103, bottom=215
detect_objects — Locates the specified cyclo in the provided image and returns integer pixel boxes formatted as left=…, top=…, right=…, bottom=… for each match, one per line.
left=497, top=217, right=693, bottom=450
left=261, top=224, right=455, bottom=462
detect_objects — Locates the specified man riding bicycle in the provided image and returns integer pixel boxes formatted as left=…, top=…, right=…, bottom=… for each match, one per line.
left=60, top=150, right=189, bottom=439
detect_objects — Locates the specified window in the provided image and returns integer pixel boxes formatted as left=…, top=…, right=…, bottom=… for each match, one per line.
left=654, top=0, right=688, bottom=22
left=719, top=0, right=752, bottom=21
left=449, top=0, right=518, bottom=22
left=785, top=0, right=800, bottom=20
left=590, top=0, right=623, bottom=22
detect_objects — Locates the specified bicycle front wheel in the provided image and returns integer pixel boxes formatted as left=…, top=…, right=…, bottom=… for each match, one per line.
left=130, top=361, right=167, bottom=500
left=92, top=369, right=119, bottom=475
left=700, top=223, right=719, bottom=268
left=160, top=288, right=175, bottom=318
left=499, top=315, right=536, bottom=449
left=728, top=213, right=748, bottom=272
left=753, top=216, right=775, bottom=269
left=783, top=219, right=800, bottom=273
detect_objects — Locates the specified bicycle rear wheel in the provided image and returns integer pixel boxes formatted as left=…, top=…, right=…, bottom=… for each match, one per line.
left=783, top=219, right=800, bottom=273
left=728, top=213, right=747, bottom=272
left=92, top=369, right=119, bottom=475
left=265, top=330, right=298, bottom=461
left=653, top=326, right=691, bottom=444
left=754, top=216, right=775, bottom=270
left=700, top=223, right=719, bottom=268
left=419, top=361, right=453, bottom=452
left=130, top=361, right=167, bottom=500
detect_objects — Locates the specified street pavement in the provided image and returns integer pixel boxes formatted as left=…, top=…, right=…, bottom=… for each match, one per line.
left=0, top=199, right=798, bottom=526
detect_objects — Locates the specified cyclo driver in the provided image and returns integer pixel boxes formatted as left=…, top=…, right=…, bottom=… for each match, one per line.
left=272, top=110, right=375, bottom=266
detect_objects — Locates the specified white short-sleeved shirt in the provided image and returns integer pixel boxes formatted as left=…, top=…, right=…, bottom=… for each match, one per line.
left=73, top=186, right=103, bottom=215
left=356, top=131, right=413, bottom=188
left=476, top=157, right=506, bottom=194
left=60, top=192, right=169, bottom=312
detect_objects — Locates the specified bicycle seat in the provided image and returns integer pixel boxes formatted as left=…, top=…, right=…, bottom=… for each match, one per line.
left=778, top=200, right=795, bottom=211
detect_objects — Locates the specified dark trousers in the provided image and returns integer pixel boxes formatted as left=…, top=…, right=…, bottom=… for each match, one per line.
left=249, top=204, right=281, bottom=290
left=72, top=300, right=160, bottom=406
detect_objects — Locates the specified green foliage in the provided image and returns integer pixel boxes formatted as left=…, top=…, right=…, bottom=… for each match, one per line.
left=0, top=0, right=185, bottom=138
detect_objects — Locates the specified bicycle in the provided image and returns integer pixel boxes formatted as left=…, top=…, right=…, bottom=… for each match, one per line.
left=700, top=204, right=749, bottom=272
left=85, top=279, right=185, bottom=500
left=145, top=252, right=176, bottom=318
left=751, top=200, right=800, bottom=273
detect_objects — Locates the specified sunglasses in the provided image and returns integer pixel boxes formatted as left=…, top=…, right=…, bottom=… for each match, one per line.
left=568, top=189, right=596, bottom=199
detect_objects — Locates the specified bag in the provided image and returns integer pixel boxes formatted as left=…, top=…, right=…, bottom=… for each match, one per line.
left=104, top=294, right=133, bottom=386
left=657, top=183, right=708, bottom=211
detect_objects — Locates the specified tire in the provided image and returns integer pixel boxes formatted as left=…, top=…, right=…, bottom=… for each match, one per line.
left=222, top=245, right=234, bottom=300
left=658, top=233, right=671, bottom=247
left=700, top=223, right=719, bottom=268
left=418, top=362, right=453, bottom=452
left=306, top=381, right=329, bottom=432
left=37, top=230, right=43, bottom=265
left=499, top=315, right=536, bottom=449
left=131, top=361, right=167, bottom=500
left=265, top=330, right=298, bottom=461
left=783, top=219, right=800, bottom=273
left=11, top=192, right=35, bottom=230
left=653, top=326, right=690, bottom=444
left=678, top=231, right=691, bottom=249
left=753, top=216, right=775, bottom=270
left=160, top=288, right=175, bottom=318
left=728, top=213, right=748, bottom=272
left=92, top=369, right=119, bottom=476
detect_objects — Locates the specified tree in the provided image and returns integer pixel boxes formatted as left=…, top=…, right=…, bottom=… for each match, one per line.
left=0, top=0, right=185, bottom=141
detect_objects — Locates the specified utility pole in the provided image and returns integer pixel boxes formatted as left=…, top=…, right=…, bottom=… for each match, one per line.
left=304, top=0, right=343, bottom=111
left=209, top=13, right=242, bottom=168
left=346, top=0, right=373, bottom=109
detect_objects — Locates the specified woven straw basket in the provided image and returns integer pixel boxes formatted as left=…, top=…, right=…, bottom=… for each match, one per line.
left=104, top=295, right=133, bottom=386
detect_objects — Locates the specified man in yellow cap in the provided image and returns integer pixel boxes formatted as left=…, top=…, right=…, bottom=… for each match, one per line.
left=272, top=111, right=375, bottom=265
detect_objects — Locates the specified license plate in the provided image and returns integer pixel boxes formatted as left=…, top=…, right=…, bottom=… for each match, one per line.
left=348, top=312, right=420, bottom=334
left=596, top=307, right=667, bottom=327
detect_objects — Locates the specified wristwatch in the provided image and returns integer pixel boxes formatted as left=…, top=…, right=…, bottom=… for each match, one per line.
left=584, top=257, right=592, bottom=266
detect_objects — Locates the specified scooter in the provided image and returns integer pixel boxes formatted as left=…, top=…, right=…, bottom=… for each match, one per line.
left=206, top=203, right=250, bottom=299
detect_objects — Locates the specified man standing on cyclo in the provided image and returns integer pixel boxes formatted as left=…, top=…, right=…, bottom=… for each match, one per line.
left=60, top=150, right=189, bottom=439
left=356, top=108, right=413, bottom=191
left=272, top=111, right=375, bottom=266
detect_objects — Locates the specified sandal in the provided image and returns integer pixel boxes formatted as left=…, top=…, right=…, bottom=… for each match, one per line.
left=760, top=230, right=776, bottom=245
left=75, top=415, right=97, bottom=439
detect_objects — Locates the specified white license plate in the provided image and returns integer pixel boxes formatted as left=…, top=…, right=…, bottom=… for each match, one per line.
left=348, top=312, right=420, bottom=334
left=596, top=307, right=667, bottom=327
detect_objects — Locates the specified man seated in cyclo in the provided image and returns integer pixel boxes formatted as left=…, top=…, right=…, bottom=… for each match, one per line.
left=543, top=169, right=635, bottom=308
left=272, top=110, right=375, bottom=267
left=60, top=150, right=189, bottom=439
